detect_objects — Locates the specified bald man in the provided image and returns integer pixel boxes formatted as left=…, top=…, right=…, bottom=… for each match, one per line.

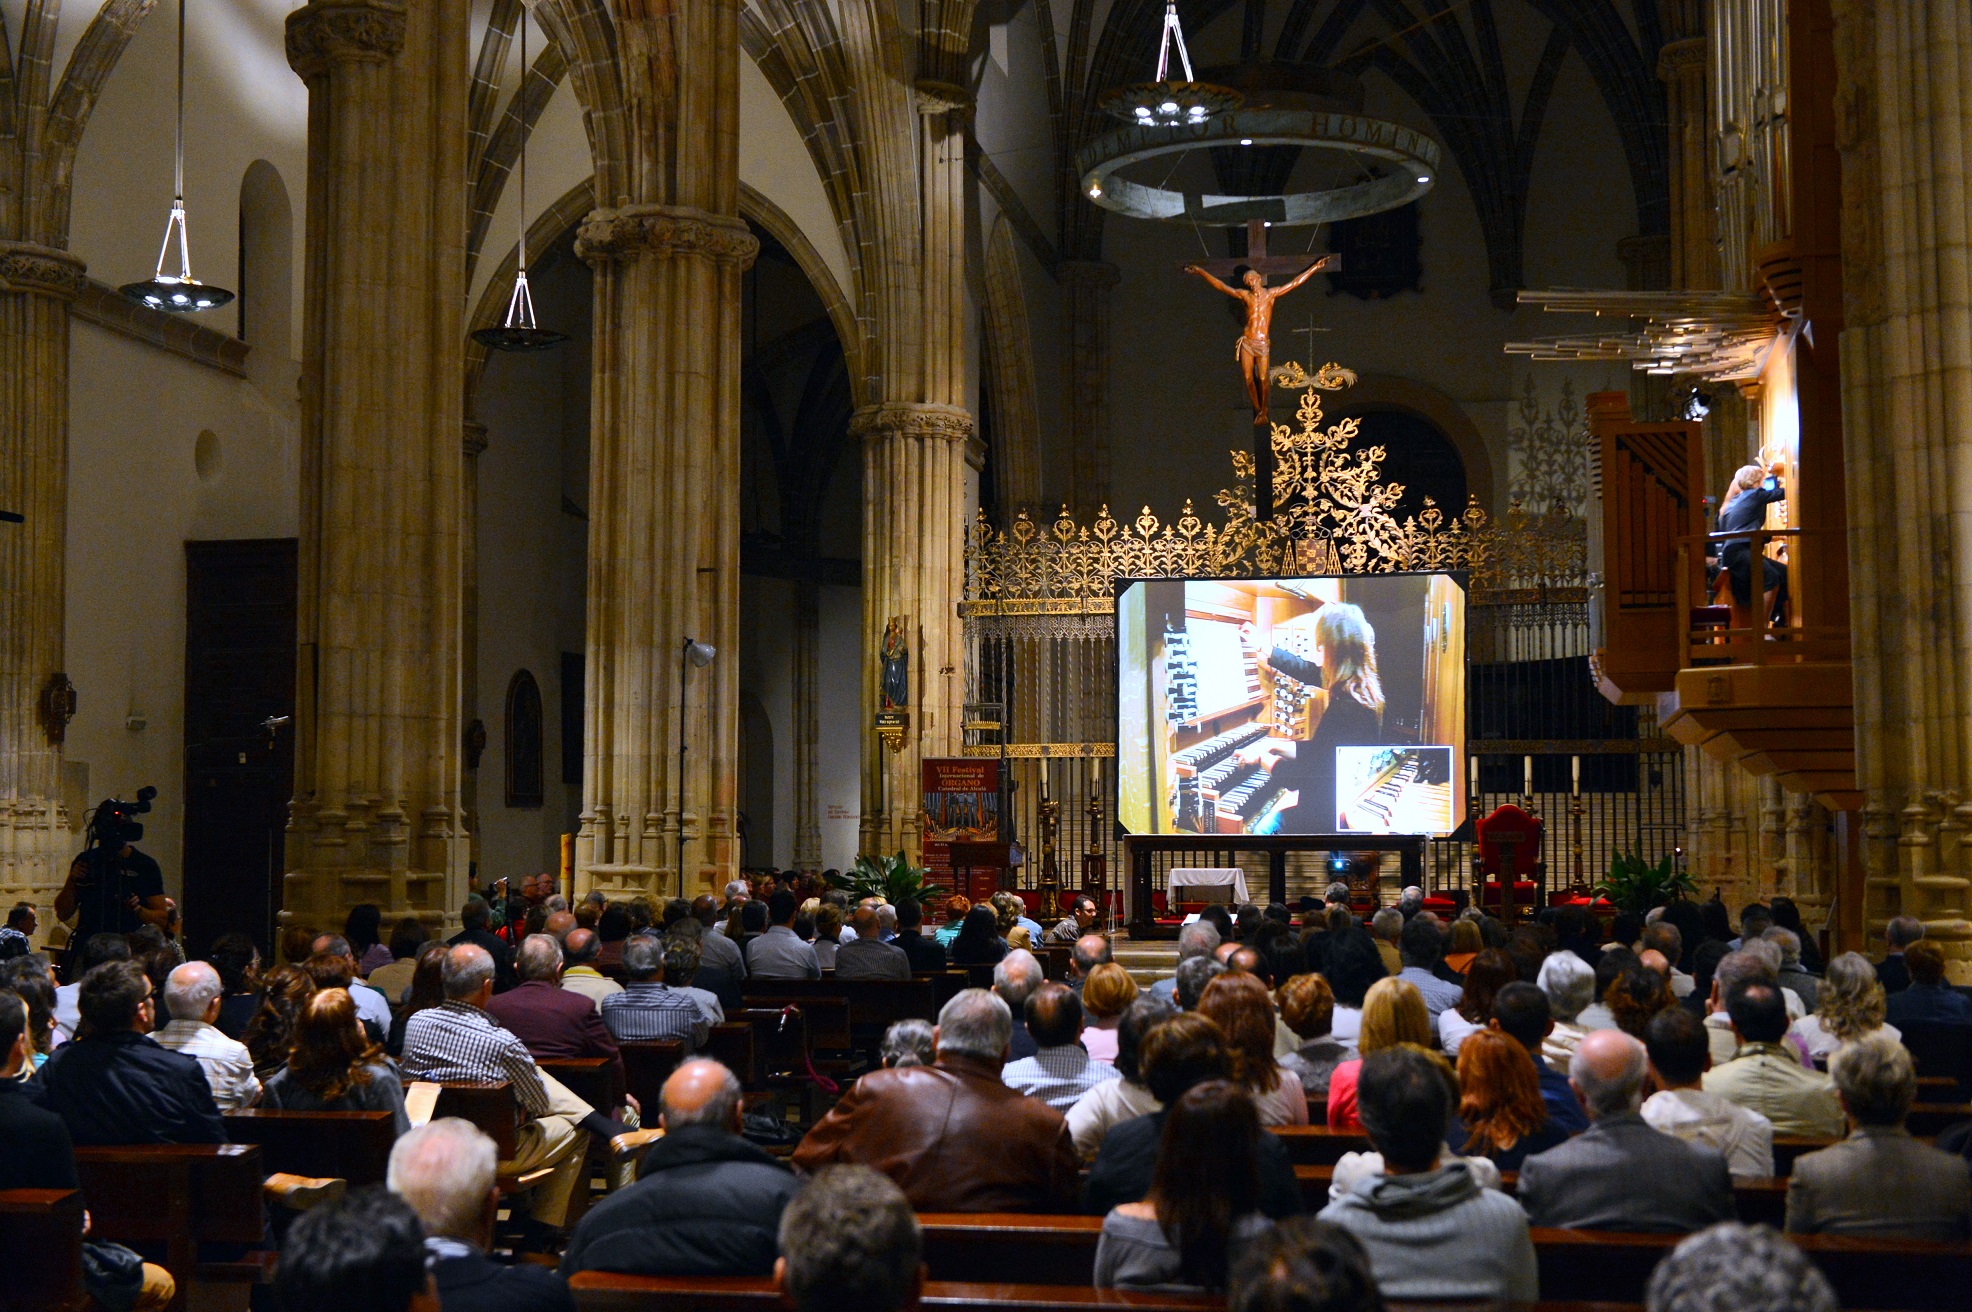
left=1516, top=1029, right=1734, bottom=1233
left=559, top=928, right=623, bottom=1010
left=155, top=960, right=260, bottom=1110
left=543, top=911, right=577, bottom=942
left=561, top=1059, right=800, bottom=1278
left=836, top=907, right=911, bottom=980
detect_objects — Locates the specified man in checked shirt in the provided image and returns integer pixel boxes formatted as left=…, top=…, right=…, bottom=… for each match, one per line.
left=402, top=944, right=614, bottom=1240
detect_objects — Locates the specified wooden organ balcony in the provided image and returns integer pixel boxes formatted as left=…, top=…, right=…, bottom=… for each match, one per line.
left=1587, top=391, right=1857, bottom=812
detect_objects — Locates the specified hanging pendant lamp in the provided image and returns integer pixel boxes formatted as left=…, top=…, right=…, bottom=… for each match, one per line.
left=474, top=14, right=566, bottom=352
left=120, top=0, right=233, bottom=313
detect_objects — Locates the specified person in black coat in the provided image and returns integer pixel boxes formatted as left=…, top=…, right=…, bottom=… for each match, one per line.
left=1237, top=605, right=1385, bottom=834
left=387, top=1119, right=575, bottom=1312
left=892, top=899, right=948, bottom=973
left=0, top=991, right=77, bottom=1191
left=37, top=962, right=225, bottom=1146
left=561, top=1059, right=801, bottom=1277
left=447, top=898, right=517, bottom=993
left=1715, top=463, right=1787, bottom=620
left=1083, top=1011, right=1303, bottom=1219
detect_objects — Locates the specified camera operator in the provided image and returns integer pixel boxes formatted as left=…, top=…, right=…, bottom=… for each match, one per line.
left=55, top=792, right=173, bottom=962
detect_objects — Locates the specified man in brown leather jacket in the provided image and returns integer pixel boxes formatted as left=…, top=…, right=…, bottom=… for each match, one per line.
left=792, top=988, right=1080, bottom=1212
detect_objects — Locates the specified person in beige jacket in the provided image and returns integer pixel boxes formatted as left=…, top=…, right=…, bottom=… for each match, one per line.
left=1702, top=980, right=1844, bottom=1139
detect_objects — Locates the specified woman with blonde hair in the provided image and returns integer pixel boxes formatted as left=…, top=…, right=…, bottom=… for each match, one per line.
left=1452, top=1028, right=1567, bottom=1171
left=1323, top=976, right=1430, bottom=1131
left=1238, top=603, right=1385, bottom=832
left=1081, top=963, right=1140, bottom=1064
left=261, top=988, right=409, bottom=1134
left=1789, top=951, right=1898, bottom=1067
left=1716, top=460, right=1786, bottom=619
left=1197, top=971, right=1308, bottom=1126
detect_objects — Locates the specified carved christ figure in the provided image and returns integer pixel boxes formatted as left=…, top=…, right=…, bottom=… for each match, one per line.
left=1184, top=262, right=1326, bottom=421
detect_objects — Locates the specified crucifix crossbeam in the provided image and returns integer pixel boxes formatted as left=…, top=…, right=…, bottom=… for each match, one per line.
left=1186, top=220, right=1340, bottom=282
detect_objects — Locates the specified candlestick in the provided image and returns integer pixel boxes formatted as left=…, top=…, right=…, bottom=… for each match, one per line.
left=1469, top=754, right=1479, bottom=802
left=1571, top=754, right=1581, bottom=796
left=1040, top=767, right=1049, bottom=803
left=1523, top=755, right=1533, bottom=796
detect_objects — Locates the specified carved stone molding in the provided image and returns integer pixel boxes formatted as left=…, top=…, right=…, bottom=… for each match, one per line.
left=574, top=205, right=760, bottom=268
left=850, top=402, right=976, bottom=445
left=0, top=242, right=87, bottom=301
left=286, top=0, right=409, bottom=78
left=462, top=419, right=488, bottom=459
left=913, top=79, right=974, bottom=115
left=1656, top=38, right=1706, bottom=81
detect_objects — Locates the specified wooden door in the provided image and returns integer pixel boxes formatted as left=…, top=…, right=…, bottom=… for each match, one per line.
left=182, top=539, right=297, bottom=959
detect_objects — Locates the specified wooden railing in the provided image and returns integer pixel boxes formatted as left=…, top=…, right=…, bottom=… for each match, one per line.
left=1680, top=526, right=1852, bottom=666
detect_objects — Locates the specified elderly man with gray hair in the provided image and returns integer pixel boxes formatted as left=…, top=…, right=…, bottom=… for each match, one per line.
left=388, top=1118, right=576, bottom=1310
left=793, top=988, right=1079, bottom=1212
left=1784, top=1033, right=1972, bottom=1238
left=777, top=1165, right=924, bottom=1312
left=155, top=960, right=260, bottom=1110
left=599, top=935, right=711, bottom=1050
left=1703, top=946, right=1804, bottom=1066
left=1516, top=1029, right=1735, bottom=1234
left=992, top=947, right=1046, bottom=1058
left=1536, top=950, right=1597, bottom=1066
left=400, top=943, right=599, bottom=1242
left=1645, top=1223, right=1836, bottom=1312
left=1148, top=920, right=1220, bottom=1004
left=563, top=1058, right=803, bottom=1277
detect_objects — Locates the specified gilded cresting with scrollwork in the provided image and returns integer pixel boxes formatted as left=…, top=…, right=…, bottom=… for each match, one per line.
left=963, top=363, right=1586, bottom=613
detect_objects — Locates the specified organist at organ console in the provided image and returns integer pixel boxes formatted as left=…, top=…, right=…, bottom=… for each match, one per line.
left=1232, top=603, right=1385, bottom=832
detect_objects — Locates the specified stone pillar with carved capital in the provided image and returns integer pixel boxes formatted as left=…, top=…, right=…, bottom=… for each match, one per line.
left=282, top=0, right=472, bottom=930
left=0, top=243, right=87, bottom=927
left=1058, top=260, right=1120, bottom=516
left=574, top=207, right=757, bottom=900
left=1830, top=0, right=1972, bottom=971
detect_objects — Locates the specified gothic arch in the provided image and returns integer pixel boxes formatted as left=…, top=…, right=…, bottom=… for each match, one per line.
left=979, top=214, right=1043, bottom=516
left=463, top=176, right=596, bottom=397
left=1335, top=373, right=1496, bottom=512
left=740, top=182, right=865, bottom=392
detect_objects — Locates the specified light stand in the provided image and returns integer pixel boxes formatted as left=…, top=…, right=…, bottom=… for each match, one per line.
left=472, top=14, right=567, bottom=351
left=676, top=638, right=717, bottom=895
left=121, top=0, right=233, bottom=312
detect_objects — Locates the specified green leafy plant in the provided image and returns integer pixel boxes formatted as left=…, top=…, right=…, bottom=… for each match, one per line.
left=829, top=851, right=947, bottom=907
left=1593, top=850, right=1696, bottom=915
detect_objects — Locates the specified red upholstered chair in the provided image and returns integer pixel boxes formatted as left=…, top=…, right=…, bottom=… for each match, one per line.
left=1475, top=804, right=1545, bottom=924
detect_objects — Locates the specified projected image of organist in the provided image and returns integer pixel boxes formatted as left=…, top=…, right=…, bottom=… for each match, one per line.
left=1231, top=603, right=1385, bottom=833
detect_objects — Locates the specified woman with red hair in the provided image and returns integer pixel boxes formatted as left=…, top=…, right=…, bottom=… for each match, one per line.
left=1197, top=971, right=1308, bottom=1127
left=262, top=987, right=409, bottom=1135
left=1450, top=1027, right=1568, bottom=1171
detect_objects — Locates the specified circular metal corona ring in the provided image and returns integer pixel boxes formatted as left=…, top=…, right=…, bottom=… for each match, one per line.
left=1076, top=108, right=1441, bottom=226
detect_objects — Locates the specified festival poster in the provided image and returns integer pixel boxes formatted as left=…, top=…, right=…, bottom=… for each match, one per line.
left=921, top=758, right=1000, bottom=887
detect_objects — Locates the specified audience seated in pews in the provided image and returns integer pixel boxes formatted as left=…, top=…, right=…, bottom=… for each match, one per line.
left=1492, top=978, right=1590, bottom=1135
left=310, top=932, right=396, bottom=1035
left=1785, top=1031, right=1972, bottom=1238
left=1084, top=1010, right=1302, bottom=1218
left=660, top=931, right=729, bottom=1025
left=1517, top=1029, right=1735, bottom=1232
left=388, top=1119, right=575, bottom=1312
left=950, top=905, right=1008, bottom=966
left=1369, top=910, right=1403, bottom=977
left=775, top=1165, right=924, bottom=1312
left=40, top=960, right=225, bottom=1144
left=1095, top=1080, right=1276, bottom=1290
left=556, top=928, right=621, bottom=1012
left=1703, top=980, right=1845, bottom=1138
left=1276, top=973, right=1348, bottom=1097
left=262, top=987, right=411, bottom=1134
left=837, top=906, right=912, bottom=980
left=1645, top=1222, right=1836, bottom=1312
left=1066, top=995, right=1171, bottom=1156
left=1173, top=955, right=1228, bottom=1013
left=387, top=943, right=450, bottom=1057
left=1001, top=982, right=1119, bottom=1111
left=274, top=1187, right=433, bottom=1312
left=690, top=894, right=750, bottom=981
left=52, top=933, right=130, bottom=1041
left=1704, top=947, right=1805, bottom=1066
left=1148, top=921, right=1219, bottom=1006
left=792, top=987, right=1078, bottom=1211
left=812, top=904, right=845, bottom=970
left=1069, top=931, right=1114, bottom=992
left=367, top=917, right=429, bottom=1006
left=1325, top=977, right=1428, bottom=1132
left=748, top=891, right=822, bottom=980
left=1228, top=1217, right=1382, bottom=1312
left=486, top=933, right=626, bottom=1081
left=1884, top=941, right=1972, bottom=1027
left=562, top=1058, right=801, bottom=1278
left=890, top=899, right=947, bottom=973
left=207, top=932, right=264, bottom=1039
left=1078, top=963, right=1136, bottom=1064
left=247, top=963, right=319, bottom=1075
left=1447, top=1026, right=1569, bottom=1171
left=1538, top=950, right=1596, bottom=1065
left=599, top=934, right=711, bottom=1050
left=1607, top=959, right=1677, bottom=1040
left=154, top=960, right=261, bottom=1110
left=1789, top=950, right=1897, bottom=1067
left=1641, top=1005, right=1775, bottom=1178
left=992, top=949, right=1045, bottom=1058
left=1200, top=971, right=1308, bottom=1127
left=1047, top=896, right=1102, bottom=947
left=1, top=952, right=60, bottom=1069
left=400, top=944, right=596, bottom=1241
left=1317, top=1045, right=1537, bottom=1303
left=346, top=904, right=395, bottom=978
left=1765, top=927, right=1820, bottom=1014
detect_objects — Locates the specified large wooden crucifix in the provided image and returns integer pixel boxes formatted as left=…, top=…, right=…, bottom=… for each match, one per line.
left=1183, top=219, right=1338, bottom=519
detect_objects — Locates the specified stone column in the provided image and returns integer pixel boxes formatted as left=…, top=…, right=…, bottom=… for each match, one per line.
left=791, top=580, right=822, bottom=868
left=0, top=244, right=87, bottom=931
left=1058, top=260, right=1119, bottom=516
left=1830, top=0, right=1972, bottom=969
left=461, top=418, right=488, bottom=870
left=857, top=98, right=976, bottom=861
left=573, top=211, right=755, bottom=899
left=282, top=0, right=471, bottom=929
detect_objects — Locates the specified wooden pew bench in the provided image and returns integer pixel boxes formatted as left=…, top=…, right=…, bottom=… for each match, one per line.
left=1269, top=1126, right=1850, bottom=1178
left=73, top=1143, right=269, bottom=1309
left=568, top=1272, right=1220, bottom=1311
left=1288, top=1166, right=1789, bottom=1227
left=541, top=1055, right=623, bottom=1115
left=619, top=1040, right=686, bottom=1113
left=223, top=1108, right=397, bottom=1189
left=0, top=1187, right=85, bottom=1311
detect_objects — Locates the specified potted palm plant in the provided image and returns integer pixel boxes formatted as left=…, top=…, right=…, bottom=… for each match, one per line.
left=827, top=851, right=948, bottom=906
